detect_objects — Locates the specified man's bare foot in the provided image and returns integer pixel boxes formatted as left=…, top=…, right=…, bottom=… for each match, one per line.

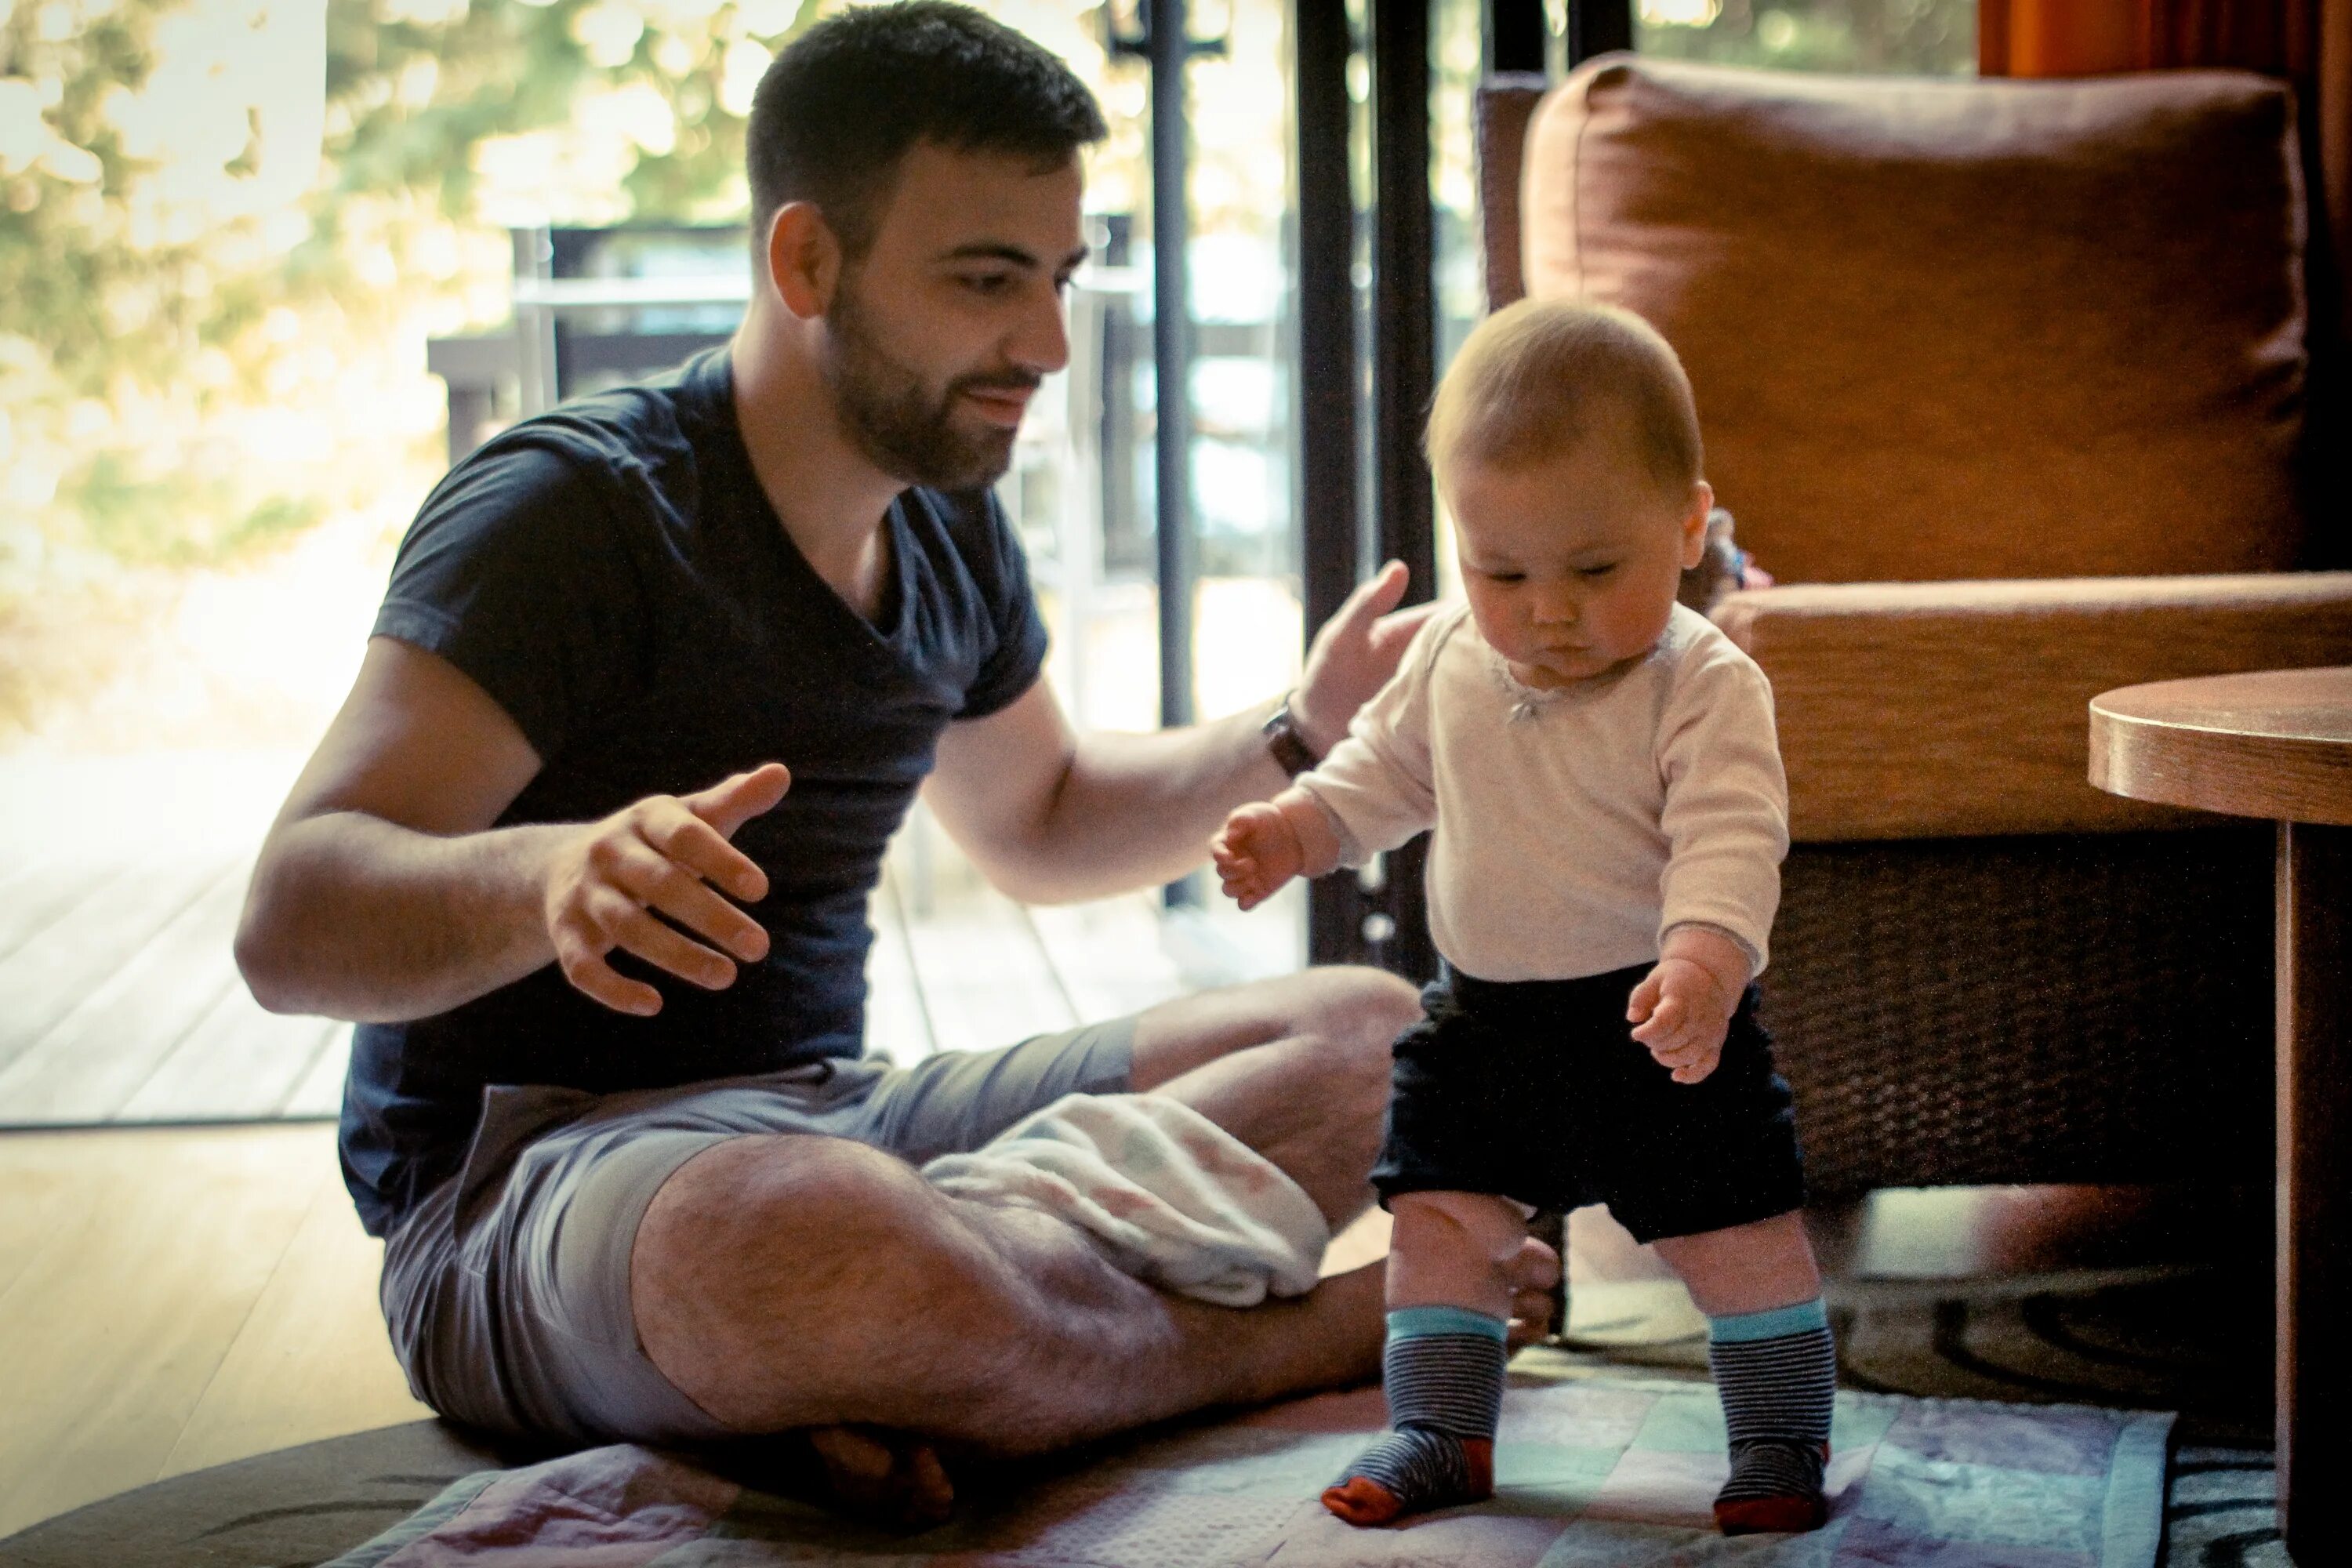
left=808, top=1425, right=955, bottom=1529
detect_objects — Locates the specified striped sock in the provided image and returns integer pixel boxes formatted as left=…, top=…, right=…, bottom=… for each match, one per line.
left=1322, top=1306, right=1508, bottom=1526
left=1707, top=1298, right=1837, bottom=1535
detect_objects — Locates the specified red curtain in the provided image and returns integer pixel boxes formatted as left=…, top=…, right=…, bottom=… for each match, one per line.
left=1981, top=1, right=2324, bottom=75
left=1982, top=0, right=2350, bottom=347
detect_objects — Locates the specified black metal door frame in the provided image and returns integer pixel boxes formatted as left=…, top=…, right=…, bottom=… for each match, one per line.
left=1292, top=0, right=1628, bottom=976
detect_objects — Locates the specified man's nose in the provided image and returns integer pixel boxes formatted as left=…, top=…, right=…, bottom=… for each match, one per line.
left=1009, top=286, right=1071, bottom=376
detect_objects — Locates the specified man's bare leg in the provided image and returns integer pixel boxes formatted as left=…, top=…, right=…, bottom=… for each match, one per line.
left=634, top=968, right=1414, bottom=1439
left=631, top=966, right=1553, bottom=1517
left=636, top=1133, right=1391, bottom=1447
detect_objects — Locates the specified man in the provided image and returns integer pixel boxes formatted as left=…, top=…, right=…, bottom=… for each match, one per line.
left=236, top=1, right=1549, bottom=1519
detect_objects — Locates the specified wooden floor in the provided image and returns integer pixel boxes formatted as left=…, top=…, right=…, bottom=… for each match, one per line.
left=0, top=1123, right=422, bottom=1537
left=0, top=752, right=1312, bottom=1534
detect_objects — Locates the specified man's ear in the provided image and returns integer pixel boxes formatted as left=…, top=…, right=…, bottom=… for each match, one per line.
left=1679, top=480, right=1715, bottom=570
left=764, top=201, right=843, bottom=321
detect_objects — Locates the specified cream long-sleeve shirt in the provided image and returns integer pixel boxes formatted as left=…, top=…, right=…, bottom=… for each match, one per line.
left=1296, top=602, right=1788, bottom=982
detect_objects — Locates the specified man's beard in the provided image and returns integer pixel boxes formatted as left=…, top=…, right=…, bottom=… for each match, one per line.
left=822, top=281, right=1035, bottom=492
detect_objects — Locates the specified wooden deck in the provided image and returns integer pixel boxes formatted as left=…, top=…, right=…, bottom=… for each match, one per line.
left=0, top=847, right=1203, bottom=1127
left=0, top=749, right=1280, bottom=1127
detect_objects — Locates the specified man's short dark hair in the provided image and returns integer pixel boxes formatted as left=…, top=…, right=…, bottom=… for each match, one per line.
left=747, top=2, right=1108, bottom=263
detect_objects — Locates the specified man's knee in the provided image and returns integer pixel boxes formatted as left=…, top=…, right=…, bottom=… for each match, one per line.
left=1287, top=964, right=1421, bottom=1090
left=631, top=1134, right=976, bottom=1426
left=632, top=1132, right=1164, bottom=1438
left=1290, top=964, right=1421, bottom=1052
left=637, top=1134, right=949, bottom=1305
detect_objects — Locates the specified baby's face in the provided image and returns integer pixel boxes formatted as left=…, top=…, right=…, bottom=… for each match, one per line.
left=1448, top=432, right=1711, bottom=688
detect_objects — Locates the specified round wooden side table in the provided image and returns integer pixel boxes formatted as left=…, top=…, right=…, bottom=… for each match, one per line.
left=2090, top=666, right=2352, bottom=1561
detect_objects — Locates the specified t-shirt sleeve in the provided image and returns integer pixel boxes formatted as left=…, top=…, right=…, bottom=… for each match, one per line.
left=954, top=492, right=1051, bottom=720
left=372, top=444, right=648, bottom=763
left=1655, top=642, right=1789, bottom=975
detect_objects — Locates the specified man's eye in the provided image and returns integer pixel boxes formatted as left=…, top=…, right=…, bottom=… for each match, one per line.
left=960, top=274, right=1013, bottom=295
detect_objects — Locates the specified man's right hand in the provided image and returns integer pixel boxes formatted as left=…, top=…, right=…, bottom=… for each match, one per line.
left=545, top=763, right=791, bottom=1015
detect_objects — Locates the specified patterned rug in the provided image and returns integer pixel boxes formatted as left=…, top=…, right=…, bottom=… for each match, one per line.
left=1844, top=1274, right=2281, bottom=1568
left=315, top=1371, right=2175, bottom=1566
left=1557, top=1263, right=2281, bottom=1567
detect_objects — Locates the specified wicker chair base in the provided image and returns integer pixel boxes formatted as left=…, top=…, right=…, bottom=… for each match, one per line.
left=1762, top=827, right=2274, bottom=1199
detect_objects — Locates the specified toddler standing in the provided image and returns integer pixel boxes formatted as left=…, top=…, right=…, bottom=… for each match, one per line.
left=1213, top=300, right=1834, bottom=1536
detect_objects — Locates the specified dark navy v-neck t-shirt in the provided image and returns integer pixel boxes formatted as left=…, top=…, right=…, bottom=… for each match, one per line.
left=343, top=349, right=1048, bottom=1237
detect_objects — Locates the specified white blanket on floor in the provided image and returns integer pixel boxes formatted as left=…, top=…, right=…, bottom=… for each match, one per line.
left=921, top=1092, right=1330, bottom=1308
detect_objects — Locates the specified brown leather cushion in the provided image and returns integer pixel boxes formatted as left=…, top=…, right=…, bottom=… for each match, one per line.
left=1712, top=571, right=2352, bottom=841
left=1521, top=56, right=2309, bottom=585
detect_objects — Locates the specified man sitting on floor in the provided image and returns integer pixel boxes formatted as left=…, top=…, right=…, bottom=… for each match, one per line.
left=234, top=0, right=1552, bottom=1521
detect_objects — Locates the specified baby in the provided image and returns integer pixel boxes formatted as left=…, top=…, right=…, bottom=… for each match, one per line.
left=1213, top=300, right=1834, bottom=1536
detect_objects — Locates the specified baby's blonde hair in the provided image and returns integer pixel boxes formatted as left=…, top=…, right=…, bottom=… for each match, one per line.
left=1425, top=299, right=1701, bottom=495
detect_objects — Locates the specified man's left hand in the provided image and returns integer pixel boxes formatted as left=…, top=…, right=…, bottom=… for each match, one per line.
left=1290, top=560, right=1439, bottom=756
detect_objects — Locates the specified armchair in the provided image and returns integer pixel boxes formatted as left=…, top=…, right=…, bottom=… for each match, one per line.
left=1480, top=56, right=2352, bottom=1198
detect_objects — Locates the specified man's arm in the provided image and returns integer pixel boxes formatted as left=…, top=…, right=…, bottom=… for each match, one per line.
left=922, top=683, right=1286, bottom=904
left=235, top=637, right=780, bottom=1023
left=923, top=563, right=1435, bottom=906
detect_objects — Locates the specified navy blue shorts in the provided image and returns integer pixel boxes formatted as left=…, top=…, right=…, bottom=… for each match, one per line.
left=1370, top=962, right=1806, bottom=1243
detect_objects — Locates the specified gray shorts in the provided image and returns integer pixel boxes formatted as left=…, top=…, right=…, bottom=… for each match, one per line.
left=378, top=1020, right=1134, bottom=1446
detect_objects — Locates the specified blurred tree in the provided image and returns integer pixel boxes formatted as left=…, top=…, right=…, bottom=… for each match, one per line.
left=0, top=0, right=833, bottom=734
left=1635, top=0, right=1976, bottom=76
left=1, top=0, right=822, bottom=580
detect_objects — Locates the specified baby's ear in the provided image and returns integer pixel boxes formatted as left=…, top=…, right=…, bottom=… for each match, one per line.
left=1678, top=502, right=1742, bottom=613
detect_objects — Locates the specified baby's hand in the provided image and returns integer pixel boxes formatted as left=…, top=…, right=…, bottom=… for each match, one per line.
left=1627, top=956, right=1737, bottom=1084
left=1212, top=802, right=1306, bottom=909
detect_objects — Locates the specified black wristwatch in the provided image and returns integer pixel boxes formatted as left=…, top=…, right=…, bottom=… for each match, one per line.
left=1261, top=697, right=1321, bottom=778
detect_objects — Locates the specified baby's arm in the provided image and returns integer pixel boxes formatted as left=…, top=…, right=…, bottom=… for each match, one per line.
left=1212, top=789, right=1344, bottom=909
left=1626, top=924, right=1751, bottom=1084
left=1639, top=647, right=1789, bottom=1085
left=1211, top=612, right=1450, bottom=912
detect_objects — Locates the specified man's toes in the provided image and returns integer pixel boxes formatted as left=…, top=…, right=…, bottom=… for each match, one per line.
left=1504, top=1235, right=1564, bottom=1345
left=809, top=1425, right=955, bottom=1529
left=1508, top=1233, right=1562, bottom=1290
left=811, top=1425, right=894, bottom=1485
left=906, top=1443, right=955, bottom=1525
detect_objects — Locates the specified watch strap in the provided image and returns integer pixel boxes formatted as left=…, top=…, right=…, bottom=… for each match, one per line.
left=1262, top=701, right=1319, bottom=778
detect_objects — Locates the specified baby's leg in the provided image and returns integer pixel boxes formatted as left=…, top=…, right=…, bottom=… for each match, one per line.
left=1323, top=1190, right=1527, bottom=1526
left=1653, top=1210, right=1836, bottom=1535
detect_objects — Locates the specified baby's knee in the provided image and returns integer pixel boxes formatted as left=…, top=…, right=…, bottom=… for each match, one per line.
left=1650, top=1209, right=1821, bottom=1314
left=1390, top=1189, right=1531, bottom=1270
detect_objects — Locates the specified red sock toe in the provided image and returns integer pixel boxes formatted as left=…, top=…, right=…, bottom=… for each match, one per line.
left=1322, top=1477, right=1406, bottom=1526
left=1460, top=1439, right=1495, bottom=1501
left=1714, top=1492, right=1829, bottom=1536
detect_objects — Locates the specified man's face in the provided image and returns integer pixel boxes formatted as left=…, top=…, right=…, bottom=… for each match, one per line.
left=820, top=142, right=1087, bottom=491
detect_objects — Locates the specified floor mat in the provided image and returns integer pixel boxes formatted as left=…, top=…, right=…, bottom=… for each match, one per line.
left=314, top=1361, right=2172, bottom=1567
